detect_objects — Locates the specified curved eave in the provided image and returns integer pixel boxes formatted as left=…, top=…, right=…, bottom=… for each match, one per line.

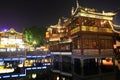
left=0, top=31, right=23, bottom=36
left=87, top=11, right=116, bottom=17
left=72, top=6, right=116, bottom=20
left=75, top=12, right=114, bottom=20
left=109, top=21, right=120, bottom=33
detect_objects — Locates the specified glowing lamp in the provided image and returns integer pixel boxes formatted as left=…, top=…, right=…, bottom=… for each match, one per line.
left=3, top=29, right=7, bottom=32
left=32, top=74, right=37, bottom=79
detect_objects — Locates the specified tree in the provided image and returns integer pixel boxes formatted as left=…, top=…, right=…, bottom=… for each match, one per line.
left=23, top=26, right=47, bottom=47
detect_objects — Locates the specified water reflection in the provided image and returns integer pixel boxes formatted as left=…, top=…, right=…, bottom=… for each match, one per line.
left=0, top=55, right=52, bottom=80
left=51, top=55, right=120, bottom=80
left=0, top=56, right=120, bottom=80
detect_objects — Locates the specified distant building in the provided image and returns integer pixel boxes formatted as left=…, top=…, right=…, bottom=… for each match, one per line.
left=46, top=18, right=66, bottom=41
left=46, top=18, right=67, bottom=50
left=0, top=28, right=25, bottom=52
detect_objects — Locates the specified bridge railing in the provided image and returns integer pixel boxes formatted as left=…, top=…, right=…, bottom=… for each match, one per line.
left=0, top=50, right=50, bottom=58
left=26, top=50, right=50, bottom=56
left=0, top=51, right=26, bottom=58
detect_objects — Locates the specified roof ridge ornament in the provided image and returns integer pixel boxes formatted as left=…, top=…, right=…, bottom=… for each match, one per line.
left=9, top=28, right=16, bottom=33
left=76, top=0, right=79, bottom=8
left=58, top=18, right=61, bottom=26
left=71, top=0, right=80, bottom=15
left=71, top=7, right=75, bottom=15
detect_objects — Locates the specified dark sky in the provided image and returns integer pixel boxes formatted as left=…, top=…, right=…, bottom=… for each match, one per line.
left=0, top=0, right=120, bottom=32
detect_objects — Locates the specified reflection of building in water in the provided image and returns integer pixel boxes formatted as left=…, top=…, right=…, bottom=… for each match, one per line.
left=0, top=67, right=14, bottom=74
left=46, top=1, right=118, bottom=80
left=24, top=56, right=52, bottom=67
left=0, top=28, right=25, bottom=52
left=0, top=61, right=14, bottom=74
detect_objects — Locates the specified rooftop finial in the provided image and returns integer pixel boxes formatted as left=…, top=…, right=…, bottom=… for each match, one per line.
left=76, top=0, right=79, bottom=8
left=58, top=18, right=61, bottom=26
left=71, top=7, right=75, bottom=15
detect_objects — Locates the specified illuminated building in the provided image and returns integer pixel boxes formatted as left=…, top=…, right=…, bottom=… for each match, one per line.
left=47, top=1, right=118, bottom=80
left=46, top=18, right=67, bottom=51
left=0, top=28, right=26, bottom=57
left=67, top=3, right=116, bottom=79
left=67, top=1, right=116, bottom=56
left=46, top=18, right=72, bottom=80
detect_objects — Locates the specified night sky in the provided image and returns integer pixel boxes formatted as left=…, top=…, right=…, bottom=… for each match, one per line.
left=0, top=0, right=120, bottom=32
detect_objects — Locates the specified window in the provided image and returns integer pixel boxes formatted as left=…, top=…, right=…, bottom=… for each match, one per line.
left=60, top=44, right=69, bottom=51
left=52, top=28, right=58, bottom=34
left=100, top=20, right=110, bottom=28
left=83, top=38, right=98, bottom=49
left=83, top=18, right=95, bottom=26
left=73, top=38, right=81, bottom=49
left=77, top=38, right=81, bottom=49
left=100, top=39, right=113, bottom=49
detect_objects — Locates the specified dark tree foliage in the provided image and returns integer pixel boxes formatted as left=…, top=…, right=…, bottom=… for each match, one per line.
left=23, top=26, right=47, bottom=47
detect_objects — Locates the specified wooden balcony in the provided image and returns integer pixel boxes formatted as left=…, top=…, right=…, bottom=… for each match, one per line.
left=72, top=49, right=114, bottom=56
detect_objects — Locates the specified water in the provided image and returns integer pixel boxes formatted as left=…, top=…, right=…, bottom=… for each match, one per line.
left=0, top=56, right=51, bottom=80
left=0, top=57, right=120, bottom=80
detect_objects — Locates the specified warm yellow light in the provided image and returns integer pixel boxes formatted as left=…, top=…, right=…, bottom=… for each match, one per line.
left=32, top=74, right=37, bottom=79
left=57, top=76, right=59, bottom=80
left=46, top=32, right=50, bottom=38
left=10, top=30, right=14, bottom=33
left=19, top=45, right=25, bottom=48
left=18, top=63, right=23, bottom=67
left=33, top=41, right=37, bottom=45
left=102, top=58, right=113, bottom=66
left=0, top=68, right=14, bottom=73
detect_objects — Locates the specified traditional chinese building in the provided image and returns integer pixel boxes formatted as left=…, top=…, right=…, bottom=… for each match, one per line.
left=65, top=1, right=117, bottom=79
left=47, top=1, right=119, bottom=80
left=46, top=18, right=72, bottom=80
left=46, top=18, right=67, bottom=51
left=0, top=28, right=26, bottom=58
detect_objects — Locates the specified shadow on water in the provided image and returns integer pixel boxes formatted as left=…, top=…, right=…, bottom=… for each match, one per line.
left=50, top=55, right=120, bottom=80
left=50, top=63, right=120, bottom=80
